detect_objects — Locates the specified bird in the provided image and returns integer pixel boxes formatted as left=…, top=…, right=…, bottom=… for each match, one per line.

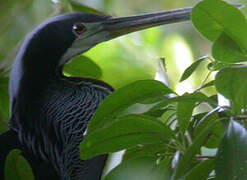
left=0, top=8, right=190, bottom=180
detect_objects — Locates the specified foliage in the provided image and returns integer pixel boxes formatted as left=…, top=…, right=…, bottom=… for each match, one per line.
left=79, top=0, right=247, bottom=179
left=1, top=0, right=247, bottom=179
left=5, top=149, right=34, bottom=180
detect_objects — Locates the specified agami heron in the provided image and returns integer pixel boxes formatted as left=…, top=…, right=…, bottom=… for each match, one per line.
left=0, top=8, right=190, bottom=180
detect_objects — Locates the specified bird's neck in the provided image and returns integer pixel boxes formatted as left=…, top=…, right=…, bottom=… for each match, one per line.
left=9, top=52, right=62, bottom=106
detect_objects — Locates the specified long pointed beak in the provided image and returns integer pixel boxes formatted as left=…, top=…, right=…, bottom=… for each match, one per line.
left=101, top=7, right=191, bottom=39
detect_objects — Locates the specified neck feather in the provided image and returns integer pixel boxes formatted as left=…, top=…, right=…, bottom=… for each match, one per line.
left=9, top=45, right=62, bottom=108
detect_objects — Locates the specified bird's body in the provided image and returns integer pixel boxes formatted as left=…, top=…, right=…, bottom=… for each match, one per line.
left=0, top=8, right=191, bottom=180
left=7, top=13, right=113, bottom=179
left=15, top=77, right=112, bottom=179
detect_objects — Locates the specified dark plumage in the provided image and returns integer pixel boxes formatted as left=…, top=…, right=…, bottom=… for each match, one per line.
left=6, top=13, right=113, bottom=180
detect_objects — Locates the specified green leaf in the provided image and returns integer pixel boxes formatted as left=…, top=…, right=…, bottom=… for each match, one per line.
left=63, top=55, right=102, bottom=79
left=172, top=119, right=218, bottom=180
left=144, top=105, right=173, bottom=118
left=0, top=77, right=9, bottom=119
left=0, top=77, right=9, bottom=133
left=70, top=0, right=107, bottom=15
left=103, top=157, right=172, bottom=180
left=192, top=0, right=223, bottom=41
left=123, top=143, right=167, bottom=161
left=15, top=156, right=34, bottom=180
left=80, top=114, right=173, bottom=159
left=177, top=99, right=195, bottom=133
left=194, top=113, right=224, bottom=148
left=241, top=6, right=247, bottom=17
left=192, top=0, right=247, bottom=62
left=215, top=66, right=247, bottom=114
left=179, top=57, right=206, bottom=82
left=207, top=61, right=233, bottom=71
left=5, top=149, right=34, bottom=180
left=149, top=92, right=214, bottom=112
left=0, top=0, right=33, bottom=27
left=212, top=33, right=247, bottom=62
left=192, top=0, right=247, bottom=52
left=216, top=121, right=247, bottom=180
left=199, top=80, right=215, bottom=90
left=87, top=80, right=174, bottom=133
left=5, top=150, right=21, bottom=180
left=185, top=159, right=214, bottom=180
left=0, top=117, right=8, bottom=133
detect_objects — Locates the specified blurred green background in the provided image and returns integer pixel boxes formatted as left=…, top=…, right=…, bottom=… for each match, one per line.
left=0, top=0, right=246, bottom=133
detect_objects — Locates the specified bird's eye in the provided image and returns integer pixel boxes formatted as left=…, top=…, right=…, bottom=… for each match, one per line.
left=72, top=23, right=87, bottom=35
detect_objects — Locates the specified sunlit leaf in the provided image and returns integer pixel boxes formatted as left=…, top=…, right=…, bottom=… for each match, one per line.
left=180, top=57, right=206, bottom=82
left=80, top=114, right=173, bottom=159
left=241, top=6, right=247, bottom=17
left=103, top=157, right=172, bottom=180
left=192, top=0, right=247, bottom=62
left=216, top=121, right=247, bottom=180
left=212, top=33, right=247, bottom=62
left=64, top=55, right=102, bottom=79
left=84, top=38, right=158, bottom=89
left=192, top=0, right=223, bottom=41
left=215, top=66, right=247, bottom=114
left=192, top=0, right=247, bottom=51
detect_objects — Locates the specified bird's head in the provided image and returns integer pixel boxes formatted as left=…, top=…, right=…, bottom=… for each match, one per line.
left=9, top=8, right=191, bottom=114
left=18, top=8, right=190, bottom=69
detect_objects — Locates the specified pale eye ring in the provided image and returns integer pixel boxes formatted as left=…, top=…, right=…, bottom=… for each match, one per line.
left=72, top=23, right=87, bottom=35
